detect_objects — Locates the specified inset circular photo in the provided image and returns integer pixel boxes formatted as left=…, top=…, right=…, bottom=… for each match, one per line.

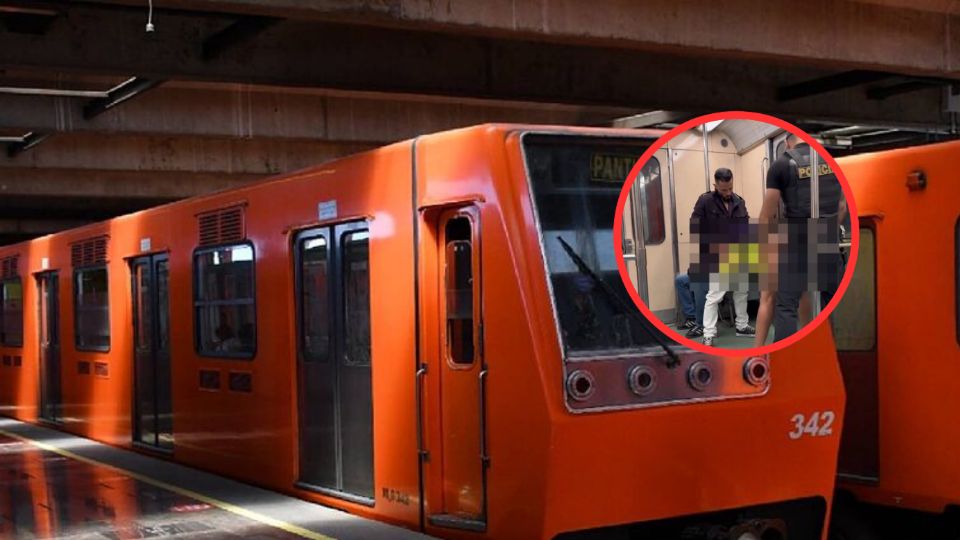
left=613, top=111, right=859, bottom=357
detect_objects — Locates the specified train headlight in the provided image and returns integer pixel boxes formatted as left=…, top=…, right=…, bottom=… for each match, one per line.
left=627, top=365, right=657, bottom=397
left=687, top=361, right=712, bottom=391
left=566, top=370, right=596, bottom=401
left=743, top=357, right=770, bottom=386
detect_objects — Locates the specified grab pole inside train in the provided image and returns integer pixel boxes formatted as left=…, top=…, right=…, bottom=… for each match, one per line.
left=701, top=124, right=711, bottom=192
left=809, top=145, right=821, bottom=318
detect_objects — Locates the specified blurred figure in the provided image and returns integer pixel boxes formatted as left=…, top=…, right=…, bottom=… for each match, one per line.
left=755, top=134, right=846, bottom=346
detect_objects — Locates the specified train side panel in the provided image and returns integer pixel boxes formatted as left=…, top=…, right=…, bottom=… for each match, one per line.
left=0, top=141, right=422, bottom=529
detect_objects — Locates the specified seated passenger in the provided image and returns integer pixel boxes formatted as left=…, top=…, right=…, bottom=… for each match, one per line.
left=674, top=273, right=704, bottom=337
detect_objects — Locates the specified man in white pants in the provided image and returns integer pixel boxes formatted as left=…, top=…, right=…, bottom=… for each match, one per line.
left=691, top=168, right=756, bottom=347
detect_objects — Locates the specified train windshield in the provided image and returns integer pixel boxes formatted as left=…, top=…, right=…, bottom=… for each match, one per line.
left=523, top=133, right=660, bottom=356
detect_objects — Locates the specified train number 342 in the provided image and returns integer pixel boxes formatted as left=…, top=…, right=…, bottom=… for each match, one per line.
left=788, top=411, right=836, bottom=440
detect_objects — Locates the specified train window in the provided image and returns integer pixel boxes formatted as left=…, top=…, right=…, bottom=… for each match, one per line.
left=635, top=157, right=665, bottom=245
left=0, top=279, right=23, bottom=347
left=194, top=243, right=256, bottom=358
left=524, top=134, right=660, bottom=355
left=299, top=235, right=330, bottom=362
left=74, top=267, right=110, bottom=351
left=342, top=230, right=371, bottom=366
left=134, top=263, right=152, bottom=351
left=445, top=216, right=475, bottom=365
left=833, top=228, right=875, bottom=351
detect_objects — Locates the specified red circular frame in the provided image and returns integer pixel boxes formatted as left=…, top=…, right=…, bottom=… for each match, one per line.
left=613, top=111, right=860, bottom=358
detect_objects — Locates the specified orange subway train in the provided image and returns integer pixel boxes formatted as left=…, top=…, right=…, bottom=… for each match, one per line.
left=0, top=124, right=845, bottom=539
left=831, top=140, right=960, bottom=535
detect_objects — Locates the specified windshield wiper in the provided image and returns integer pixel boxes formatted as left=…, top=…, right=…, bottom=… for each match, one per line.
left=556, top=236, right=681, bottom=368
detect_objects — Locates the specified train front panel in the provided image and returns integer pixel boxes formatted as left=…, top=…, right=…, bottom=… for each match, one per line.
left=413, top=125, right=846, bottom=540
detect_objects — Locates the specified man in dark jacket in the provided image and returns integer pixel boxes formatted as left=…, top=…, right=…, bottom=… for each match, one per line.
left=691, top=167, right=755, bottom=346
left=752, top=134, right=846, bottom=347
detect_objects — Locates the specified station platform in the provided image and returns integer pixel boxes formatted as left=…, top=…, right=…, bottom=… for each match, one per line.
left=0, top=417, right=431, bottom=540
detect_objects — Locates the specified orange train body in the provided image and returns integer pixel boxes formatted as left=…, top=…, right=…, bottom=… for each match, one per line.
left=836, top=140, right=960, bottom=514
left=0, top=125, right=845, bottom=539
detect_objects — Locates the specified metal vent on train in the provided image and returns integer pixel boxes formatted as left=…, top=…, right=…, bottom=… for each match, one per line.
left=0, top=255, right=19, bottom=279
left=70, top=236, right=108, bottom=268
left=198, top=206, right=246, bottom=246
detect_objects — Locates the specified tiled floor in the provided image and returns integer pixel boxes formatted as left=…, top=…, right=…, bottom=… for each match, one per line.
left=0, top=418, right=430, bottom=540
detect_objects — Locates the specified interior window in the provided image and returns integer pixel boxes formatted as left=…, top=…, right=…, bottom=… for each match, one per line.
left=75, top=267, right=110, bottom=351
left=194, top=244, right=256, bottom=358
left=635, top=157, right=665, bottom=245
left=833, top=228, right=876, bottom=350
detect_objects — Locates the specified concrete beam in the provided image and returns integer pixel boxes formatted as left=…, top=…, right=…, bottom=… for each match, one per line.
left=612, top=111, right=692, bottom=129
left=0, top=234, right=40, bottom=248
left=0, top=196, right=176, bottom=221
left=0, top=168, right=263, bottom=199
left=0, top=5, right=950, bottom=127
left=0, top=218, right=90, bottom=235
left=0, top=133, right=375, bottom=174
left=0, top=84, right=634, bottom=142
left=80, top=0, right=960, bottom=77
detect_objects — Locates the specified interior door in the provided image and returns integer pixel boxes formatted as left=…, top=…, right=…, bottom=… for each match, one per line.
left=37, top=272, right=61, bottom=423
left=426, top=207, right=487, bottom=532
left=294, top=222, right=374, bottom=503
left=621, top=190, right=645, bottom=300
left=131, top=254, right=173, bottom=450
left=637, top=148, right=675, bottom=318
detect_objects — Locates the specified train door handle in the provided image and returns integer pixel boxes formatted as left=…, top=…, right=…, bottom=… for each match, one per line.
left=479, top=368, right=490, bottom=467
left=416, top=364, right=429, bottom=462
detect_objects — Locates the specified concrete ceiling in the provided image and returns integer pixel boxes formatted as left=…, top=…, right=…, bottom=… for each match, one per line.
left=1, top=0, right=958, bottom=245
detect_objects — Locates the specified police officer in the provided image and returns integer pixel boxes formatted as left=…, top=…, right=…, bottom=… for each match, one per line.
left=691, top=167, right=755, bottom=347
left=753, top=134, right=846, bottom=346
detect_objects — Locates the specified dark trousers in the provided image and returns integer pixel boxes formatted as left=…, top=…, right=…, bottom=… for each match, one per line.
left=774, top=284, right=840, bottom=342
left=774, top=290, right=802, bottom=342
left=676, top=273, right=708, bottom=326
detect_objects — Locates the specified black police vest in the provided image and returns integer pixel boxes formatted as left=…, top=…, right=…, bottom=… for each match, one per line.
left=782, top=148, right=842, bottom=218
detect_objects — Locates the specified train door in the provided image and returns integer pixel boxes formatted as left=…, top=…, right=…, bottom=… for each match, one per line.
left=424, top=207, right=487, bottom=532
left=833, top=219, right=879, bottom=481
left=622, top=149, right=673, bottom=315
left=36, top=271, right=61, bottom=423
left=635, top=149, right=674, bottom=318
left=621, top=189, right=646, bottom=301
left=293, top=222, right=374, bottom=504
left=130, top=254, right=173, bottom=450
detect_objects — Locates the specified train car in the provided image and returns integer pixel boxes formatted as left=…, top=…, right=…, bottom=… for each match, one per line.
left=830, top=140, right=960, bottom=536
left=0, top=124, right=844, bottom=539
